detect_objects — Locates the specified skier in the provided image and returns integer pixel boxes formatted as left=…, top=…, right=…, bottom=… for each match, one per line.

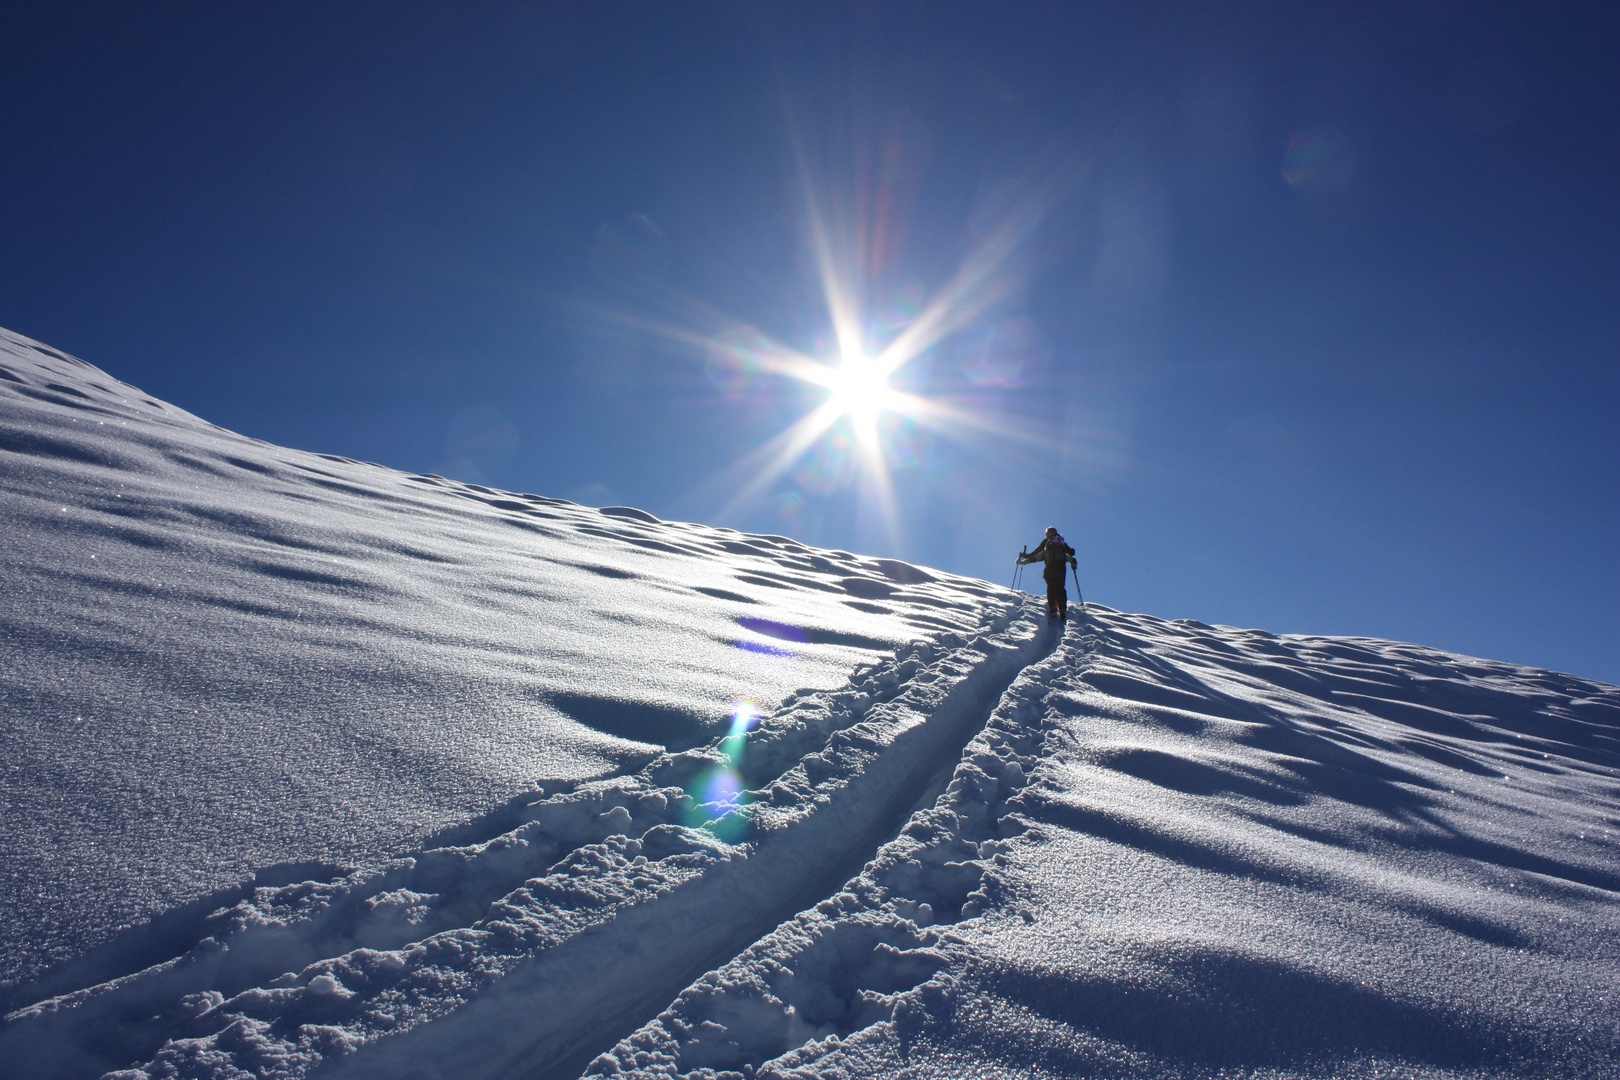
left=1018, top=526, right=1077, bottom=620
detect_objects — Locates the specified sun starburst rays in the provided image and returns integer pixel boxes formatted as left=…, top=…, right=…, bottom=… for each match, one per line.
left=694, top=199, right=1056, bottom=547
left=575, top=131, right=1064, bottom=555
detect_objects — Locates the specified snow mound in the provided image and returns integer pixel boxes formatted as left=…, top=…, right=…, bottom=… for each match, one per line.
left=1, top=326, right=1615, bottom=1080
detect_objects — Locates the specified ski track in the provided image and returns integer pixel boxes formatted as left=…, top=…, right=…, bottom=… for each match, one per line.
left=580, top=609, right=1620, bottom=1080
left=5, top=593, right=1075, bottom=1080
left=582, top=611, right=1100, bottom=1080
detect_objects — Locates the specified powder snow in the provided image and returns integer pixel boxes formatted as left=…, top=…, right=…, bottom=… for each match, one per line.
left=0, top=327, right=1614, bottom=1079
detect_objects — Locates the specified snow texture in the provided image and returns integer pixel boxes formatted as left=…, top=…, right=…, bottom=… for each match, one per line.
left=1, top=325, right=1615, bottom=1079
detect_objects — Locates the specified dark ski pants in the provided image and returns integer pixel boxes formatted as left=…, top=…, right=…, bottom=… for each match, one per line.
left=1046, top=579, right=1067, bottom=615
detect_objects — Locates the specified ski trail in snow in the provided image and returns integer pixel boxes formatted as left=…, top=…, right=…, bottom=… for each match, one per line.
left=8, top=329, right=1616, bottom=1080
left=581, top=613, right=1100, bottom=1079
left=6, top=599, right=1065, bottom=1080
left=0, top=324, right=1013, bottom=1011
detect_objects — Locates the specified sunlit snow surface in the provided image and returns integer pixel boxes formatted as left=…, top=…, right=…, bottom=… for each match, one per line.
left=0, top=326, right=1615, bottom=1079
left=0, top=329, right=994, bottom=995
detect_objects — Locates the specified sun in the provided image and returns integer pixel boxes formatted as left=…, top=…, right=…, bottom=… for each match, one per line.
left=601, top=123, right=1061, bottom=555
left=822, top=350, right=898, bottom=424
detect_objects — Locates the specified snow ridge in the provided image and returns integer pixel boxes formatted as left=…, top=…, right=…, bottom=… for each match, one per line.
left=8, top=597, right=1063, bottom=1079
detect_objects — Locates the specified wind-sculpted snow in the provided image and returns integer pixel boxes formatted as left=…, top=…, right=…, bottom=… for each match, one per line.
left=2, top=325, right=1617, bottom=1080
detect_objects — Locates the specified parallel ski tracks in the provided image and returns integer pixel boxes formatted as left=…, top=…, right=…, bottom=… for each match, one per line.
left=583, top=608, right=1098, bottom=1079
left=4, top=599, right=1081, bottom=1080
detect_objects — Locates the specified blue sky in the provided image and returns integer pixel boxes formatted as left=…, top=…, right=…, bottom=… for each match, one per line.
left=2, top=2, right=1614, bottom=683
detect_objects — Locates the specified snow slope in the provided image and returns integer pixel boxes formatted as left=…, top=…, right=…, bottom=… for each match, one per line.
left=1, top=326, right=1615, bottom=1079
left=0, top=327, right=1003, bottom=1002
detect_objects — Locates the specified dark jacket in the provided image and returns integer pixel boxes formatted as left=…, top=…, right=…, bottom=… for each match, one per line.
left=1023, top=536, right=1075, bottom=585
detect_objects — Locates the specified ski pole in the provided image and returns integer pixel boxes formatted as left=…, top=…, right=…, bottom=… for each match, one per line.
left=1070, top=561, right=1085, bottom=614
left=1011, top=546, right=1026, bottom=591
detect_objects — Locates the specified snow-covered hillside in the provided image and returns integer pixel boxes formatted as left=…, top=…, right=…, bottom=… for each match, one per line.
left=1, top=326, right=1615, bottom=1080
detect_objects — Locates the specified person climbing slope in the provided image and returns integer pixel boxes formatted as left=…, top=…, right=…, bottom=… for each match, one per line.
left=1018, top=526, right=1077, bottom=620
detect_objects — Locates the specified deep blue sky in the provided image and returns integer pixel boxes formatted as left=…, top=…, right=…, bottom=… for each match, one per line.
left=2, top=2, right=1615, bottom=683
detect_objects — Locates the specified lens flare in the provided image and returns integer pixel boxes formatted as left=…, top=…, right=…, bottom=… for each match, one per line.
left=1282, top=130, right=1358, bottom=192
left=959, top=316, right=1049, bottom=388
left=684, top=700, right=763, bottom=842
left=791, top=421, right=857, bottom=495
left=736, top=617, right=809, bottom=656
left=590, top=214, right=671, bottom=291
left=877, top=412, right=930, bottom=471
left=439, top=404, right=519, bottom=485
left=704, top=326, right=775, bottom=398
left=767, top=489, right=811, bottom=534
left=878, top=282, right=925, bottom=333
